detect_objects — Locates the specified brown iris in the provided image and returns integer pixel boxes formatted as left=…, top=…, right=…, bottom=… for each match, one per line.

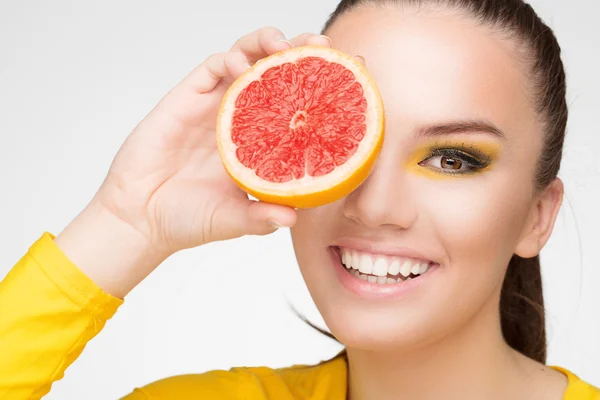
left=440, top=156, right=463, bottom=170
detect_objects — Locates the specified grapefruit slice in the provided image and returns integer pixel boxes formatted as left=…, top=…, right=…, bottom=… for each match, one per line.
left=216, top=46, right=384, bottom=208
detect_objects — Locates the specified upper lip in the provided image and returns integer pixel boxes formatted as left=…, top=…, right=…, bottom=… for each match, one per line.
left=332, top=237, right=439, bottom=264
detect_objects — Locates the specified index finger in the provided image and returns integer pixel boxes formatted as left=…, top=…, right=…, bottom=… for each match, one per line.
left=230, top=26, right=291, bottom=63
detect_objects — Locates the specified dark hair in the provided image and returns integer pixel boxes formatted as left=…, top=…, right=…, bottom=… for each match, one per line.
left=316, top=0, right=568, bottom=364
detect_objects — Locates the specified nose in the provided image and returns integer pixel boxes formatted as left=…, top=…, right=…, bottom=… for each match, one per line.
left=343, top=157, right=418, bottom=230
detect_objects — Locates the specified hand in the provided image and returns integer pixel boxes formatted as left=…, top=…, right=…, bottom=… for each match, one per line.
left=55, top=28, right=333, bottom=297
left=102, top=28, right=337, bottom=251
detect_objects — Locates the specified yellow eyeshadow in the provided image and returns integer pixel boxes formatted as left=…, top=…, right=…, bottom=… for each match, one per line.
left=403, top=140, right=502, bottom=179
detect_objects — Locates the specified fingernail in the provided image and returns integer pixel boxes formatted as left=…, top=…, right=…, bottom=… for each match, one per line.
left=319, top=35, right=332, bottom=45
left=268, top=220, right=287, bottom=229
left=353, top=55, right=366, bottom=65
left=278, top=39, right=292, bottom=47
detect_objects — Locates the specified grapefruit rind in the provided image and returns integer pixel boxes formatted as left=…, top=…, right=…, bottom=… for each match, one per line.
left=216, top=46, right=385, bottom=208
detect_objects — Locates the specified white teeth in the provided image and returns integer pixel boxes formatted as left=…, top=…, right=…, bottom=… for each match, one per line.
left=352, top=251, right=360, bottom=270
left=400, top=261, right=412, bottom=278
left=372, top=257, right=388, bottom=277
left=388, top=259, right=400, bottom=276
left=340, top=247, right=433, bottom=283
left=411, top=263, right=420, bottom=275
left=341, top=249, right=361, bottom=270
left=359, top=254, right=374, bottom=274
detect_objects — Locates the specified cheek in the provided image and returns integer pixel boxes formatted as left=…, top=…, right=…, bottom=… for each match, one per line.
left=290, top=204, right=349, bottom=322
left=414, top=174, right=534, bottom=310
left=291, top=205, right=335, bottom=245
left=420, top=178, right=530, bottom=260
left=290, top=203, right=341, bottom=274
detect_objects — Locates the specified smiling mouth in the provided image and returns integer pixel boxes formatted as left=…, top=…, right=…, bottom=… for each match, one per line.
left=336, top=246, right=437, bottom=284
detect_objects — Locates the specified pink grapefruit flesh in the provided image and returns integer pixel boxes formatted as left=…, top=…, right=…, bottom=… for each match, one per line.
left=217, top=46, right=384, bottom=208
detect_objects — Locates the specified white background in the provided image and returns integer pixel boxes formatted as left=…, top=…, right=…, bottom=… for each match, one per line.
left=0, top=0, right=598, bottom=398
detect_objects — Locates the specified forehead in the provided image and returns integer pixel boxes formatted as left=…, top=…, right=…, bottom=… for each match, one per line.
left=325, top=5, right=538, bottom=142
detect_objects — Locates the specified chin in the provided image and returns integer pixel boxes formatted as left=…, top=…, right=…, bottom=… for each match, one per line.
left=324, top=307, right=442, bottom=352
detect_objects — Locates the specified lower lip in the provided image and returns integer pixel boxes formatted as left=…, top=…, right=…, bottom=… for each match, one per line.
left=328, top=247, right=439, bottom=300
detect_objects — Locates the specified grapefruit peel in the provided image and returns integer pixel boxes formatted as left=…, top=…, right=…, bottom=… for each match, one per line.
left=216, top=46, right=385, bottom=208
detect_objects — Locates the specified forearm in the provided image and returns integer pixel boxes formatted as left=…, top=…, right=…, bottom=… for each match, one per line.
left=54, top=199, right=168, bottom=299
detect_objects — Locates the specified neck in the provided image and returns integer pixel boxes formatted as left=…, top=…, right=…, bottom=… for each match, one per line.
left=346, top=295, right=523, bottom=400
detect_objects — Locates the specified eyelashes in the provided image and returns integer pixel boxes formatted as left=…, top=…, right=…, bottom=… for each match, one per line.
left=403, top=140, right=501, bottom=178
left=418, top=146, right=493, bottom=175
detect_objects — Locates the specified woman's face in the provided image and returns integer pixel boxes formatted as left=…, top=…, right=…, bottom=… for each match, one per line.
left=290, top=5, right=549, bottom=351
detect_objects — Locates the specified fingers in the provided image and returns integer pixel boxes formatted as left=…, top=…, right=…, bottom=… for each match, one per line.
left=181, top=51, right=250, bottom=94
left=353, top=54, right=366, bottom=66
left=179, top=27, right=292, bottom=94
left=230, top=26, right=291, bottom=62
left=288, top=32, right=332, bottom=48
left=176, top=28, right=364, bottom=95
left=288, top=32, right=364, bottom=65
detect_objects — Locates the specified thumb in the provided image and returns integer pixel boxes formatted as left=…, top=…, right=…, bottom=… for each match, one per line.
left=211, top=198, right=297, bottom=241
left=244, top=200, right=298, bottom=235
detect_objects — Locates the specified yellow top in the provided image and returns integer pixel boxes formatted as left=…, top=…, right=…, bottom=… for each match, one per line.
left=0, top=233, right=598, bottom=399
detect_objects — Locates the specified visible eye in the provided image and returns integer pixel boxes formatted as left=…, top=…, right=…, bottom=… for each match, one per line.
left=418, top=148, right=490, bottom=175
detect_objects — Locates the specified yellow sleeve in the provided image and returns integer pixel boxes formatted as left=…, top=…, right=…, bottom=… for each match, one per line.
left=120, top=370, right=269, bottom=400
left=0, top=233, right=123, bottom=399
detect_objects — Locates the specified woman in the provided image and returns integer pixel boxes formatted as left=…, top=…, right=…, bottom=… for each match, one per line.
left=1, top=0, right=598, bottom=398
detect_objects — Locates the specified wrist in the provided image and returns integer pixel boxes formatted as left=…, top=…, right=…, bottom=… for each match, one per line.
left=54, top=199, right=169, bottom=298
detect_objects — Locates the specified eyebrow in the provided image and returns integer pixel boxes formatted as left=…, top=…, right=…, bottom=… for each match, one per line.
left=415, top=120, right=506, bottom=139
